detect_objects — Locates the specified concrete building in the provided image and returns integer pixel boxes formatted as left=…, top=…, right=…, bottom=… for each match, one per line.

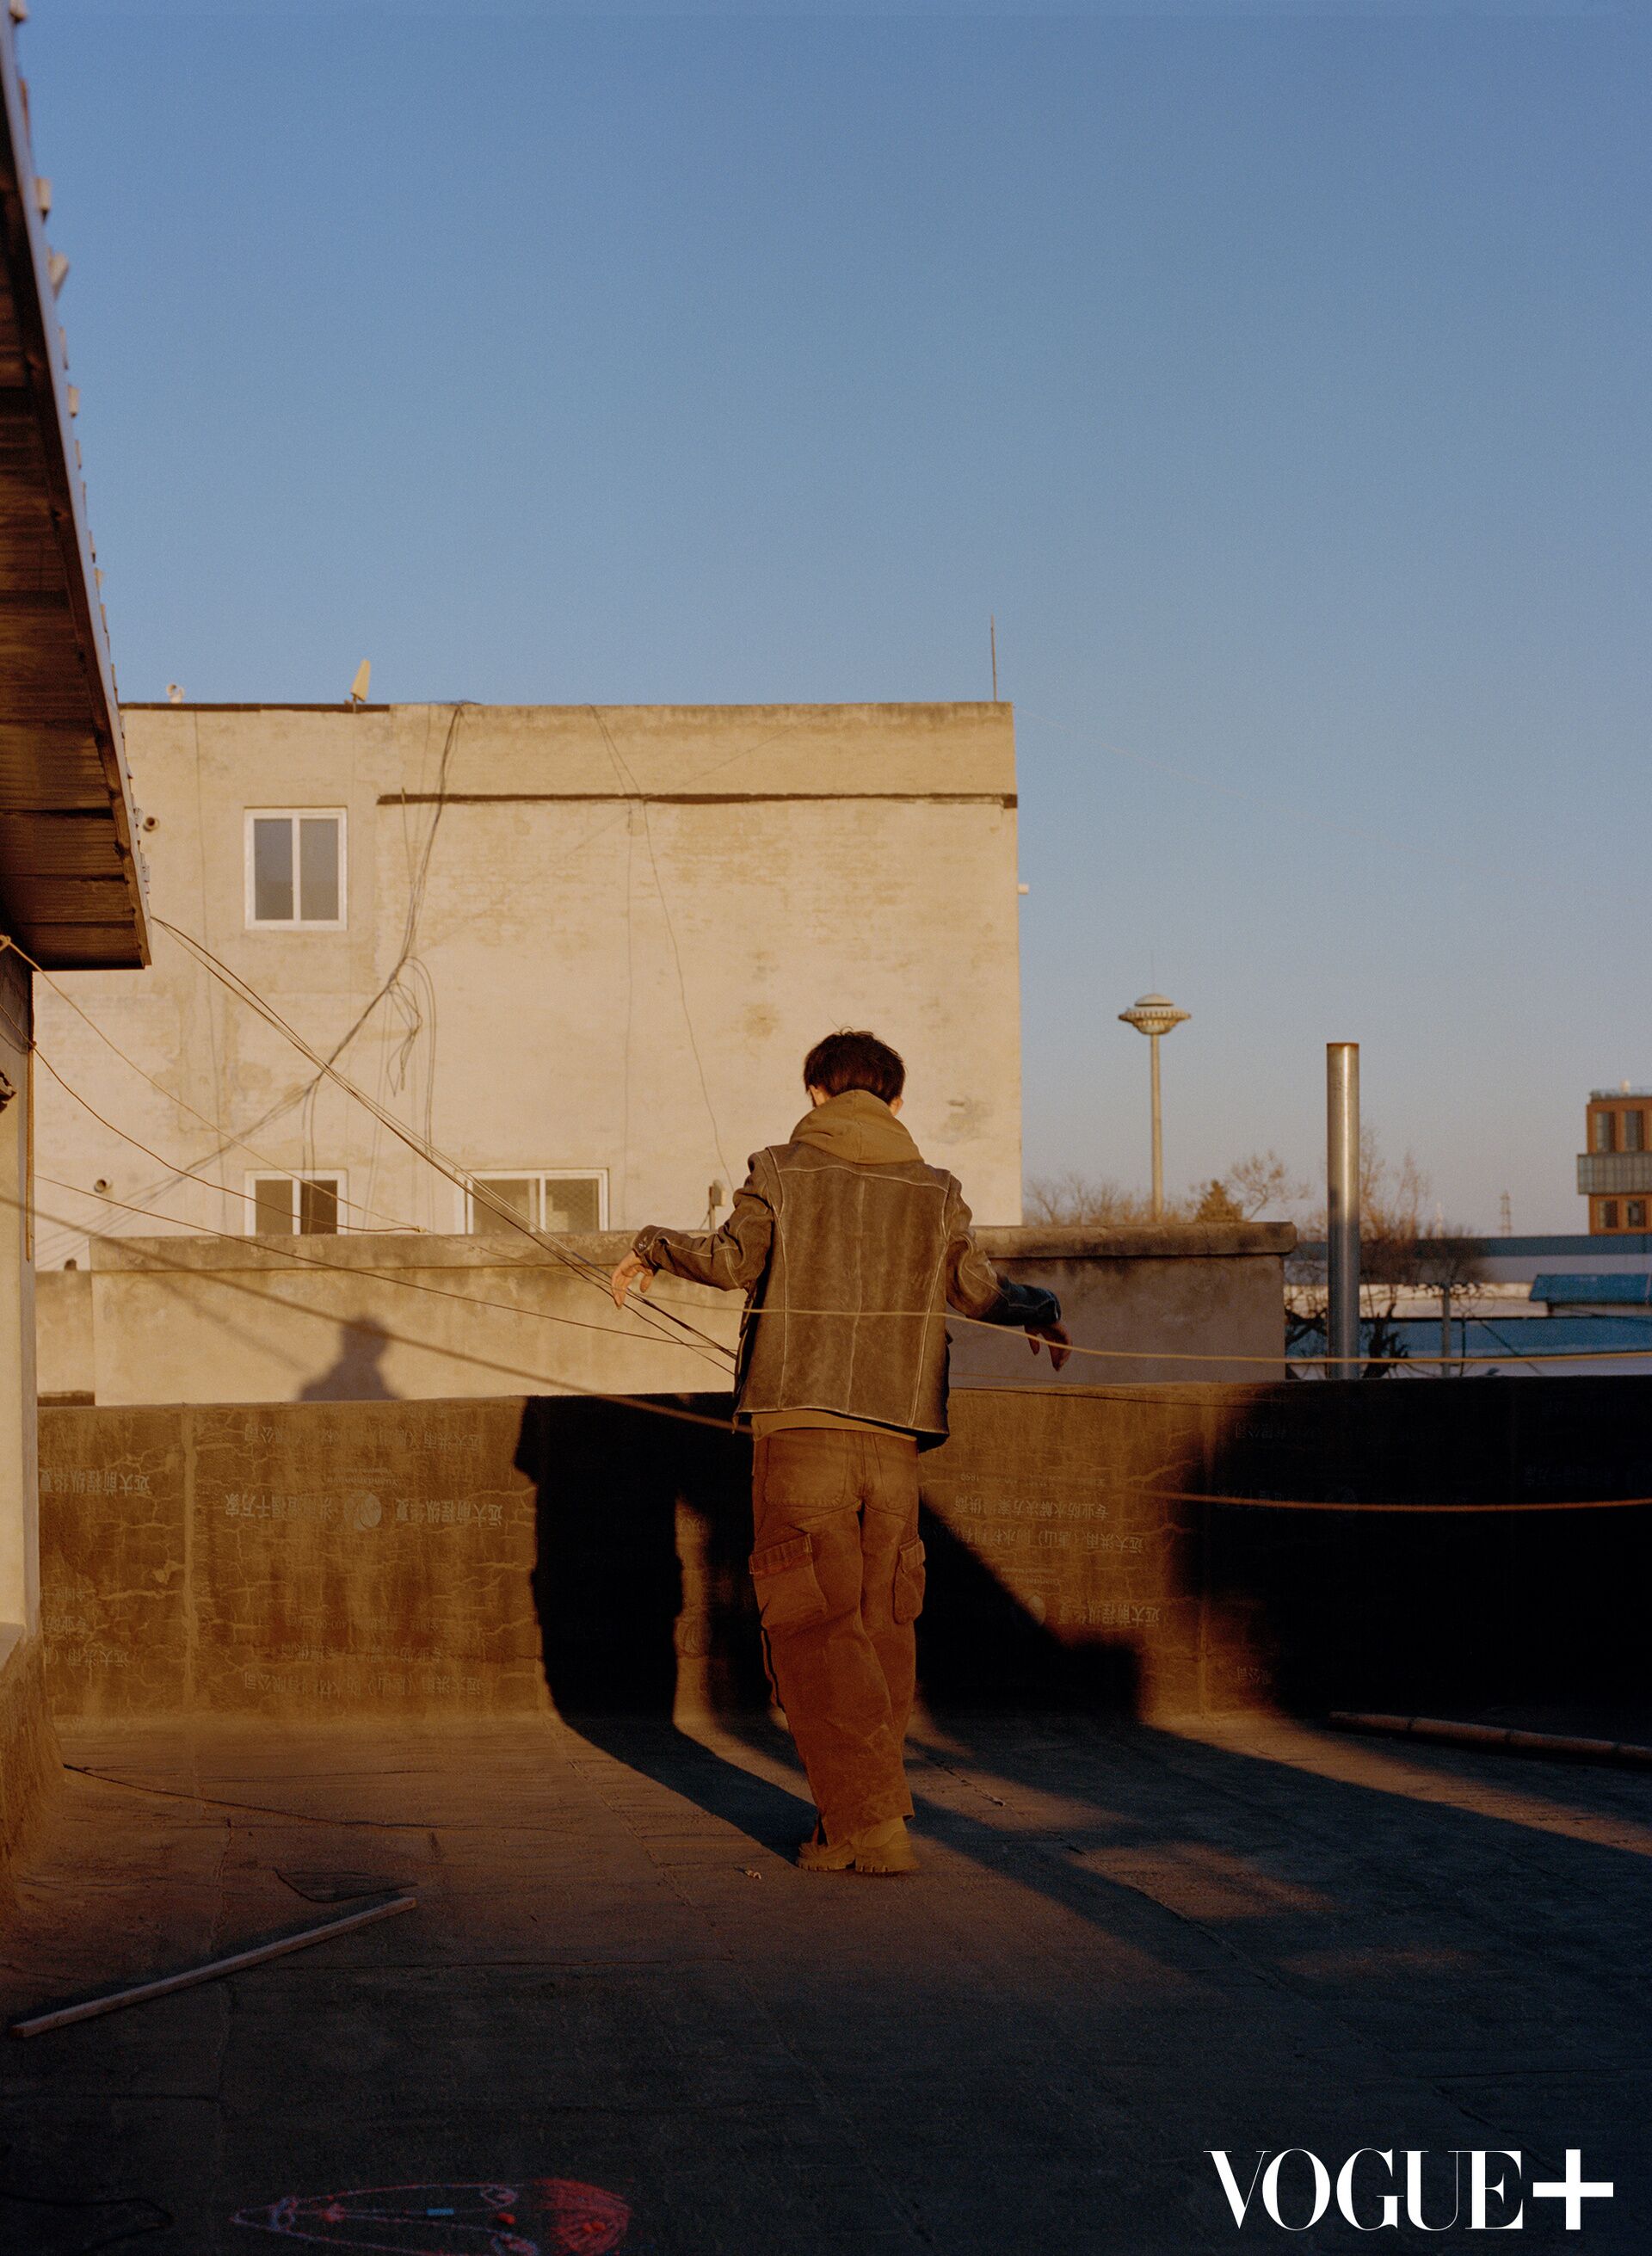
left=33, top=700, right=1026, bottom=1275
left=1578, top=1084, right=1652, bottom=1235
left=0, top=15, right=148, bottom=1871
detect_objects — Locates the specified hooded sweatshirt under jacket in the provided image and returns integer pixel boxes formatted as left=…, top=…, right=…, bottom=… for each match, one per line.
left=631, top=1089, right=1061, bottom=1445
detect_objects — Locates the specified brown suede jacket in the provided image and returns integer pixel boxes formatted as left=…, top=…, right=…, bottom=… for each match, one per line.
left=632, top=1089, right=1061, bottom=1445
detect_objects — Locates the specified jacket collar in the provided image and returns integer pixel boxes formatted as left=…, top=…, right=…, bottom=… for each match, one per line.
left=788, top=1088, right=922, bottom=1166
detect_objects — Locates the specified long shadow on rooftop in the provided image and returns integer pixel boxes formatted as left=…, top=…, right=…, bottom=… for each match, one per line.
left=514, top=1388, right=1652, bottom=1997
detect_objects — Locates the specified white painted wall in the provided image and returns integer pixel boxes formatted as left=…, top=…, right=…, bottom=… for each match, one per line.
left=33, top=703, right=1025, bottom=1274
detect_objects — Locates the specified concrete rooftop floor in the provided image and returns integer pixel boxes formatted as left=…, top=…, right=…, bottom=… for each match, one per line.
left=1, top=1711, right=1649, bottom=2254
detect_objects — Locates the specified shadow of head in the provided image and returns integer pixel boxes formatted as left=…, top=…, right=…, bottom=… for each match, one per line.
left=297, top=1316, right=398, bottom=1402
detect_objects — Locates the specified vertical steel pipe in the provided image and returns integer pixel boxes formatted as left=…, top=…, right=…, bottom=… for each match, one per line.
left=1327, top=1043, right=1360, bottom=1375
left=1149, top=1032, right=1164, bottom=1220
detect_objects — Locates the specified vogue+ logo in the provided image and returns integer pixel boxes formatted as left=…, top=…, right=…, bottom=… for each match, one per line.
left=1206, top=2148, right=1612, bottom=2233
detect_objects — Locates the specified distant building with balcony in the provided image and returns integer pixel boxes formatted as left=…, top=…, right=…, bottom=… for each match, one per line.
left=1578, top=1088, right=1652, bottom=1234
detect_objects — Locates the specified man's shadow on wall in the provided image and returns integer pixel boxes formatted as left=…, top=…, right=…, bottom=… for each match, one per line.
left=299, top=1316, right=400, bottom=1402
left=514, top=1394, right=1137, bottom=1853
left=515, top=1394, right=811, bottom=1852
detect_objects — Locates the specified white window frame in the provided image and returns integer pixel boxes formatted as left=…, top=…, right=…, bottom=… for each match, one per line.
left=243, top=1169, right=349, bottom=1236
left=244, top=808, right=348, bottom=930
left=463, top=1169, right=609, bottom=1236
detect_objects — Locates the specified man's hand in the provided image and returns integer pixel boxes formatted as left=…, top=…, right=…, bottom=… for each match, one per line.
left=610, top=1252, right=655, bottom=1309
left=1027, top=1322, right=1071, bottom=1373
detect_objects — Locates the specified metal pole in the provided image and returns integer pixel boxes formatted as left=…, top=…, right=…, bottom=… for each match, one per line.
left=11, top=1893, right=418, bottom=2037
left=1439, top=1284, right=1452, bottom=1373
left=1327, top=1043, right=1360, bottom=1374
left=1150, top=1032, right=1164, bottom=1220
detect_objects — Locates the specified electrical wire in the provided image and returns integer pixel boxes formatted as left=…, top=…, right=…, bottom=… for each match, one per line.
left=32, top=1169, right=735, bottom=1372
left=31, top=1049, right=428, bottom=1244
left=28, top=1051, right=1652, bottom=1371
left=29, top=1184, right=1652, bottom=1512
left=15, top=944, right=417, bottom=1238
left=151, top=916, right=736, bottom=1365
left=28, top=1010, right=730, bottom=1378
left=18, top=1179, right=737, bottom=1427
left=21, top=921, right=1642, bottom=1377
left=589, top=706, right=737, bottom=1191
left=32, top=704, right=825, bottom=1315
left=1126, top=1488, right=1652, bottom=1515
left=379, top=708, right=830, bottom=915
left=32, top=702, right=473, bottom=1250
left=60, top=1762, right=451, bottom=1832
left=636, top=1282, right=1652, bottom=1367
left=24, top=1205, right=1652, bottom=1501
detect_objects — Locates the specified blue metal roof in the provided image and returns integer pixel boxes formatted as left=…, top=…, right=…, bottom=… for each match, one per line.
left=1531, top=1273, right=1652, bottom=1307
left=1297, top=1234, right=1652, bottom=1260
left=1288, top=1312, right=1652, bottom=1371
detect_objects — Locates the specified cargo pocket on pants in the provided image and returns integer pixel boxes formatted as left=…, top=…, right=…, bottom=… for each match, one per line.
left=892, top=1537, right=926, bottom=1624
left=749, top=1533, right=828, bottom=1635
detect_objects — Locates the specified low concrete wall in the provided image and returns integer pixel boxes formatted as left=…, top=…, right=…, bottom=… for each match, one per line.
left=962, top=1224, right=1290, bottom=1387
left=40, top=1376, right=1652, bottom=1726
left=36, top=1224, right=1291, bottom=1407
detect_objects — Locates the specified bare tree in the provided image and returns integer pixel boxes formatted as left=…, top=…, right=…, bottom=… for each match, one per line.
left=1025, top=1171, right=1193, bottom=1225
left=1193, top=1179, right=1245, bottom=1223
left=1223, top=1150, right=1311, bottom=1220
left=1027, top=1156, right=1303, bottom=1230
left=1286, top=1131, right=1486, bottom=1376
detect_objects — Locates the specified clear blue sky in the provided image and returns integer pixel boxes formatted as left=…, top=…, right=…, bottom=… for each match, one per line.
left=30, top=3, right=1649, bottom=1230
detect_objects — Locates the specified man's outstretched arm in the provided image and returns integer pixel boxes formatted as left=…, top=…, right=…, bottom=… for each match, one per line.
left=943, top=1193, right=1071, bottom=1370
left=610, top=1170, right=774, bottom=1307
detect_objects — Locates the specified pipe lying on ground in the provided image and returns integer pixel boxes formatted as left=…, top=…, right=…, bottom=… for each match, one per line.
left=1329, top=1711, right=1652, bottom=1771
left=9, top=1891, right=417, bottom=2037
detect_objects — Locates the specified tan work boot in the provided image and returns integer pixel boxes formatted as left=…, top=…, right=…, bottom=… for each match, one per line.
left=797, top=1817, right=919, bottom=1877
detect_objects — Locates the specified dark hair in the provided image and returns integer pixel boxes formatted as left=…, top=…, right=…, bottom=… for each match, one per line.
left=802, top=1030, right=905, bottom=1104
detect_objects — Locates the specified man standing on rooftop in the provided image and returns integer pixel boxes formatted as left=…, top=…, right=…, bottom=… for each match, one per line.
left=611, top=1030, right=1069, bottom=1876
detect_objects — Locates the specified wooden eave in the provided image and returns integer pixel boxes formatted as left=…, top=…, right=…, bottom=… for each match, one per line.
left=0, top=24, right=146, bottom=968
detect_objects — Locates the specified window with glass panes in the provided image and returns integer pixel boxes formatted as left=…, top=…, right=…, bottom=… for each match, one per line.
left=246, top=811, right=346, bottom=926
left=465, top=1172, right=607, bottom=1235
left=248, top=1174, right=342, bottom=1235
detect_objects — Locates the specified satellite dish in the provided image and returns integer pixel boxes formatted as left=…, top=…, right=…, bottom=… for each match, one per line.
left=349, top=660, right=372, bottom=706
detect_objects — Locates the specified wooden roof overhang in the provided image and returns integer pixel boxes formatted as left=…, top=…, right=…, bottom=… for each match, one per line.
left=0, top=21, right=145, bottom=969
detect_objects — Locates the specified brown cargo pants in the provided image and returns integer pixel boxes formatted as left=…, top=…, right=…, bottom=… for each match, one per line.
left=749, top=1428, right=927, bottom=1843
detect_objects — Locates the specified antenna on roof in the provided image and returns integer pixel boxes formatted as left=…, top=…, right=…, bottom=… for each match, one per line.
left=349, top=660, right=371, bottom=707
left=989, top=614, right=998, bottom=703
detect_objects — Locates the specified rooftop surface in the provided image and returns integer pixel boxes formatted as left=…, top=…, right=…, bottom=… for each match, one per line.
left=3, top=1711, right=1649, bottom=2253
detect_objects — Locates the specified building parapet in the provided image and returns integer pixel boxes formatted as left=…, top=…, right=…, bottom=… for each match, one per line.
left=46, top=1223, right=1293, bottom=1405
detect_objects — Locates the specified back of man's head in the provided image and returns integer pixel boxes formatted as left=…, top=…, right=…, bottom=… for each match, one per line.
left=803, top=1030, right=905, bottom=1105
